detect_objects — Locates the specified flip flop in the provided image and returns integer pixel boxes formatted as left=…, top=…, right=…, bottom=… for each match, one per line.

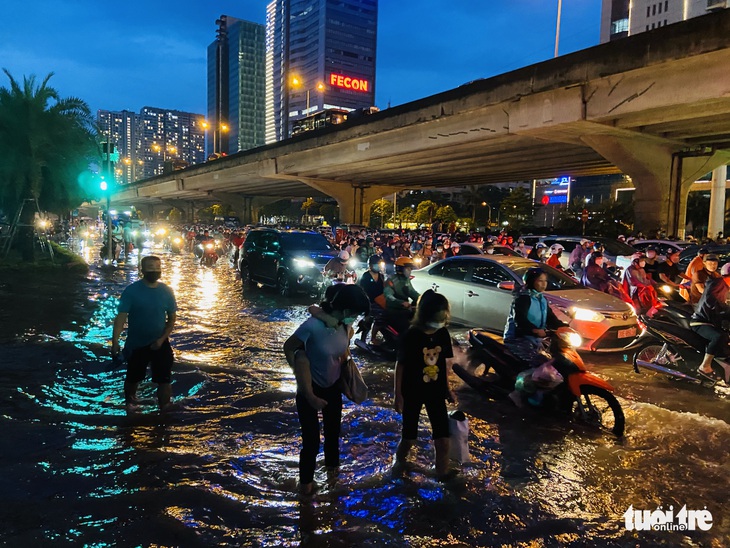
left=697, top=368, right=722, bottom=383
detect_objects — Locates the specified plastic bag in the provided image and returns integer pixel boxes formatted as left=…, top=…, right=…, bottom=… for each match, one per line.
left=448, top=410, right=470, bottom=463
left=531, top=360, right=563, bottom=389
left=340, top=357, right=368, bottom=404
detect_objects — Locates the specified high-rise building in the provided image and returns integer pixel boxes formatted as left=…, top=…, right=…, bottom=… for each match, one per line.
left=207, top=16, right=266, bottom=157
left=98, top=109, right=141, bottom=185
left=600, top=0, right=728, bottom=43
left=139, top=107, right=206, bottom=179
left=98, top=107, right=205, bottom=183
left=265, top=0, right=378, bottom=142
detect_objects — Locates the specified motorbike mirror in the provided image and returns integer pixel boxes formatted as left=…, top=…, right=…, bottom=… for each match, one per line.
left=497, top=281, right=515, bottom=291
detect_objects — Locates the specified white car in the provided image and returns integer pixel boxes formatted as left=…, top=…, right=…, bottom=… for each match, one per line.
left=410, top=255, right=638, bottom=352
left=631, top=240, right=692, bottom=261
left=521, top=235, right=636, bottom=270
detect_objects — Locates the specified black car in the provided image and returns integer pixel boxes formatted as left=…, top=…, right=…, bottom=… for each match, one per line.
left=238, top=228, right=338, bottom=296
left=678, top=244, right=730, bottom=269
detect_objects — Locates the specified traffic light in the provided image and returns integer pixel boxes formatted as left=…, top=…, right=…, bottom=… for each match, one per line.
left=100, top=179, right=108, bottom=192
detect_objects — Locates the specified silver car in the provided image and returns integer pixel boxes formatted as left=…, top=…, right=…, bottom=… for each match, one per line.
left=410, top=256, right=638, bottom=352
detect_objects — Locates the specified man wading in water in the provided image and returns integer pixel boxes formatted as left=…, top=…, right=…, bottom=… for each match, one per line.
left=111, top=255, right=177, bottom=413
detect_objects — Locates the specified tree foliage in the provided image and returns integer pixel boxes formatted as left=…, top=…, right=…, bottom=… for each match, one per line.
left=369, top=198, right=393, bottom=228
left=0, top=70, right=98, bottom=218
left=499, top=187, right=534, bottom=230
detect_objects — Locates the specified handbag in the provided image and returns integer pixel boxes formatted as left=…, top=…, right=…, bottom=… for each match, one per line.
left=448, top=410, right=470, bottom=463
left=340, top=357, right=368, bottom=404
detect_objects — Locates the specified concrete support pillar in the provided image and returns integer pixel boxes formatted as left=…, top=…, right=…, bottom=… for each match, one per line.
left=708, top=165, right=728, bottom=240
left=582, top=135, right=730, bottom=238
left=299, top=180, right=402, bottom=226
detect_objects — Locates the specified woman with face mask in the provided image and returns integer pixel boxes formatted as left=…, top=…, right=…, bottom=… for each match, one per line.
left=284, top=284, right=370, bottom=495
left=393, top=289, right=457, bottom=479
left=622, top=254, right=659, bottom=313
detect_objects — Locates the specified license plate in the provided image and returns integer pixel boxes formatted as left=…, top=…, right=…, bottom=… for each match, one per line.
left=618, top=327, right=637, bottom=339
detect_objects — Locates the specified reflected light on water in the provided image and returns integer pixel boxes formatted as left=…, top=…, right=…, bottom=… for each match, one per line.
left=192, top=268, right=220, bottom=324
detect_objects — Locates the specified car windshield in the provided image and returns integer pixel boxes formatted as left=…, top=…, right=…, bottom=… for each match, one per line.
left=507, top=261, right=581, bottom=291
left=281, top=232, right=333, bottom=251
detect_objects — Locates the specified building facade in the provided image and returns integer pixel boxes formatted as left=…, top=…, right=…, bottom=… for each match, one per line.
left=207, top=16, right=266, bottom=157
left=97, top=110, right=140, bottom=185
left=97, top=107, right=205, bottom=183
left=265, top=0, right=378, bottom=142
left=600, top=0, right=728, bottom=42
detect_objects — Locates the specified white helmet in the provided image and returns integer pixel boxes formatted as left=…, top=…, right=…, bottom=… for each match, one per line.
left=721, top=262, right=730, bottom=277
left=338, top=250, right=350, bottom=261
left=549, top=243, right=564, bottom=255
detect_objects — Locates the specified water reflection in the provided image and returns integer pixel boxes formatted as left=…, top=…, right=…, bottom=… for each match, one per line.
left=1, top=246, right=728, bottom=545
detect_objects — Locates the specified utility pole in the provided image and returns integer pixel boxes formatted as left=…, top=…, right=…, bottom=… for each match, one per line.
left=554, top=0, right=563, bottom=58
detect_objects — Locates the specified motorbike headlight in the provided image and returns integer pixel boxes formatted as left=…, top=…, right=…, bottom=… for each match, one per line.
left=144, top=230, right=151, bottom=237
left=414, top=257, right=423, bottom=266
left=132, top=231, right=138, bottom=236
left=348, top=259, right=358, bottom=269
left=570, top=307, right=605, bottom=322
left=566, top=332, right=583, bottom=348
left=379, top=261, right=386, bottom=272
left=156, top=228, right=166, bottom=236
left=173, top=238, right=182, bottom=244
left=293, top=258, right=315, bottom=269
left=206, top=243, right=214, bottom=249
left=660, top=285, right=672, bottom=294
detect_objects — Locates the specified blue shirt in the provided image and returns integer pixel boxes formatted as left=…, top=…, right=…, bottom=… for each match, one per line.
left=118, top=280, right=177, bottom=355
left=294, top=317, right=350, bottom=388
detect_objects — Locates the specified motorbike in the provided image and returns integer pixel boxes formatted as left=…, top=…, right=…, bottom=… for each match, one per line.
left=353, top=310, right=400, bottom=360
left=630, top=301, right=730, bottom=387
left=167, top=236, right=184, bottom=254
left=454, top=329, right=625, bottom=437
left=200, top=242, right=219, bottom=266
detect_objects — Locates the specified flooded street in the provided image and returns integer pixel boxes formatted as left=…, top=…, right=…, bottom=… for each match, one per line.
left=1, top=248, right=728, bottom=547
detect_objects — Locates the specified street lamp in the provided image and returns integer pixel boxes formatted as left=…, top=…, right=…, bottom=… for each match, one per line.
left=202, top=120, right=228, bottom=155
left=291, top=76, right=325, bottom=116
left=481, top=201, right=492, bottom=226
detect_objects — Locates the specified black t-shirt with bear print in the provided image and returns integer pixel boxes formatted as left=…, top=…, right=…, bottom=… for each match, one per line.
left=397, top=326, right=453, bottom=399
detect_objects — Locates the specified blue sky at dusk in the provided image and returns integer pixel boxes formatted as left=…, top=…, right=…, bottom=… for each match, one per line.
left=1, top=0, right=603, bottom=116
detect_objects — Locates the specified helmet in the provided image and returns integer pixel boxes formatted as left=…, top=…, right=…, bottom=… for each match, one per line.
left=338, top=250, right=350, bottom=261
left=536, top=242, right=548, bottom=249
left=549, top=243, right=564, bottom=254
left=721, top=263, right=730, bottom=277
left=395, top=257, right=415, bottom=271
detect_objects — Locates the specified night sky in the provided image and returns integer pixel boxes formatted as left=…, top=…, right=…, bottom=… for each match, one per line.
left=1, top=0, right=603, bottom=116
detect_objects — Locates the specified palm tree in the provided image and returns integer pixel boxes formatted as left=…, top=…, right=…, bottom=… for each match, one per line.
left=0, top=70, right=98, bottom=258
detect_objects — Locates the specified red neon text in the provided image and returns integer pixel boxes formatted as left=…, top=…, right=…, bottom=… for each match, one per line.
left=329, top=73, right=369, bottom=92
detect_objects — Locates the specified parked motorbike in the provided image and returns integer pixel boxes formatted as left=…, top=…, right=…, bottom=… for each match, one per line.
left=455, top=329, right=625, bottom=437
left=630, top=301, right=730, bottom=387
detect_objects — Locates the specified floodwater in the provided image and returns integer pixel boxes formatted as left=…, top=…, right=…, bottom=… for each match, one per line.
left=1, top=246, right=728, bottom=547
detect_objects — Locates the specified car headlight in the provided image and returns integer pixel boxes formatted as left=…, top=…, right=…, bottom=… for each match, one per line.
left=293, top=258, right=315, bottom=268
left=570, top=307, right=605, bottom=322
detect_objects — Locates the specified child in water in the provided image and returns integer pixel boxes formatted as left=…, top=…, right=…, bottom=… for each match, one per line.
left=393, top=289, right=457, bottom=478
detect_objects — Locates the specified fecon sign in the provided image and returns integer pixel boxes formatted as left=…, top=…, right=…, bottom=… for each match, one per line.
left=329, top=73, right=370, bottom=93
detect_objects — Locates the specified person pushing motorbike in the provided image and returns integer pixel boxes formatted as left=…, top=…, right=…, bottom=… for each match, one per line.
left=384, top=257, right=421, bottom=334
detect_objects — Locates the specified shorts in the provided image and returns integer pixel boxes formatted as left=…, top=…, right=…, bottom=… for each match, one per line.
left=401, top=394, right=450, bottom=440
left=126, top=339, right=174, bottom=384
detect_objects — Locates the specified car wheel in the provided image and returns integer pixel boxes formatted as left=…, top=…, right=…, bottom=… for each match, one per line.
left=277, top=271, right=293, bottom=297
left=240, top=262, right=251, bottom=287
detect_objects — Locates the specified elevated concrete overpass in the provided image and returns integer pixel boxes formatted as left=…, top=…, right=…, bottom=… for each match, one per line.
left=113, top=10, right=730, bottom=235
